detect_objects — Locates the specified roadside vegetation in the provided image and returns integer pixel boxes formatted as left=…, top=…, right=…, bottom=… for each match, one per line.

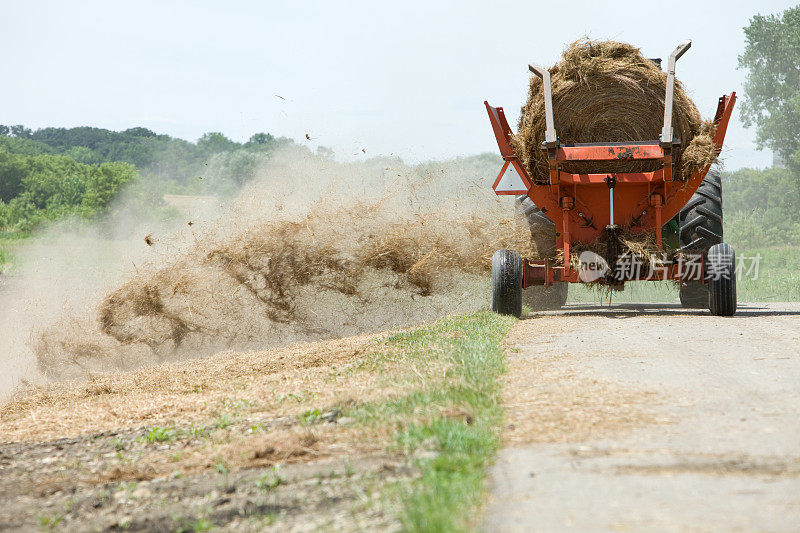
left=346, top=311, right=516, bottom=531
left=0, top=311, right=516, bottom=530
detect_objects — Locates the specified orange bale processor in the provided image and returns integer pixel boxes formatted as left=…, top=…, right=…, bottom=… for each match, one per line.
left=487, top=41, right=738, bottom=316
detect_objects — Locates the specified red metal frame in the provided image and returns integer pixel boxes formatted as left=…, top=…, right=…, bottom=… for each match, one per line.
left=557, top=143, right=665, bottom=162
left=485, top=92, right=737, bottom=288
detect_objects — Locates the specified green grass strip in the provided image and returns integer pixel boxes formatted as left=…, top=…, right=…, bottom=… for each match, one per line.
left=348, top=311, right=516, bottom=532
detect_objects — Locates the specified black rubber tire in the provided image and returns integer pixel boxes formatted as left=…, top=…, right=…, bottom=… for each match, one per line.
left=708, top=243, right=737, bottom=316
left=678, top=169, right=723, bottom=308
left=492, top=249, right=522, bottom=318
left=514, top=196, right=567, bottom=310
left=522, top=283, right=568, bottom=311
left=516, top=195, right=554, bottom=228
left=679, top=169, right=723, bottom=251
left=515, top=195, right=556, bottom=258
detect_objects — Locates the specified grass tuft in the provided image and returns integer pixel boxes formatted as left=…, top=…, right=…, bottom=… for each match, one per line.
left=144, top=426, right=177, bottom=443
left=256, top=466, right=284, bottom=492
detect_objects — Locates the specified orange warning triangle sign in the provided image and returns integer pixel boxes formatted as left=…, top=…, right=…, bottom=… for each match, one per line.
left=492, top=160, right=531, bottom=195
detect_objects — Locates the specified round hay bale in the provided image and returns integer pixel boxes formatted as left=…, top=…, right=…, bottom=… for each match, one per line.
left=511, top=39, right=717, bottom=183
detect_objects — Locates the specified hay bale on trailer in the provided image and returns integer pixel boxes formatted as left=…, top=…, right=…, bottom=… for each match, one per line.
left=511, top=39, right=717, bottom=184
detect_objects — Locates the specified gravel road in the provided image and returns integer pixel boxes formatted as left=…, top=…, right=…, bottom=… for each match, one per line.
left=487, top=302, right=800, bottom=532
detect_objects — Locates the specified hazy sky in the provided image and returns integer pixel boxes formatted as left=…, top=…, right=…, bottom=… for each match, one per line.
left=4, top=0, right=794, bottom=169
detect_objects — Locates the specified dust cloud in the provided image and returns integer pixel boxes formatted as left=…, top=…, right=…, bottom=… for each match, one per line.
left=1, top=149, right=530, bottom=398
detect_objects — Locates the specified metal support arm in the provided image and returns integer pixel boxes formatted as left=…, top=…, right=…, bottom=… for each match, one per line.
left=529, top=64, right=557, bottom=147
left=660, top=40, right=692, bottom=146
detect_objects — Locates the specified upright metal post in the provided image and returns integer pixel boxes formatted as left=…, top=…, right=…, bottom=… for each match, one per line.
left=609, top=188, right=615, bottom=225
left=604, top=175, right=617, bottom=226
left=660, top=40, right=692, bottom=146
left=529, top=65, right=557, bottom=147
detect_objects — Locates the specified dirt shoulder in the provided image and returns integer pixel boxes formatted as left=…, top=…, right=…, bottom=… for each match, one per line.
left=1, top=334, right=408, bottom=531
left=488, top=302, right=800, bottom=532
left=1, top=311, right=517, bottom=532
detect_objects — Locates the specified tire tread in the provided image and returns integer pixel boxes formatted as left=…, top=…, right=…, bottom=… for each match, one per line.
left=492, top=249, right=523, bottom=317
left=679, top=169, right=724, bottom=308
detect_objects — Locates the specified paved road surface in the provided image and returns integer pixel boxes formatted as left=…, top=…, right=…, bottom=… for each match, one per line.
left=487, top=303, right=800, bottom=532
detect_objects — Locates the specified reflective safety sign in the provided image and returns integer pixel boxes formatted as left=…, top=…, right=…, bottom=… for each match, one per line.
left=492, top=160, right=531, bottom=194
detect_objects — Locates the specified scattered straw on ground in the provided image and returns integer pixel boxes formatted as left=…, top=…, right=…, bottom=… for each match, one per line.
left=614, top=455, right=800, bottom=477
left=511, top=39, right=717, bottom=184
left=502, top=356, right=660, bottom=444
left=500, top=320, right=662, bottom=444
left=96, top=425, right=388, bottom=484
left=2, top=331, right=432, bottom=442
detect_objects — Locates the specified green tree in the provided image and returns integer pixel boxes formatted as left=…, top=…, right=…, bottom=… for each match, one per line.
left=21, top=155, right=87, bottom=209
left=80, top=162, right=138, bottom=216
left=197, top=132, right=238, bottom=155
left=723, top=166, right=800, bottom=247
left=203, top=150, right=266, bottom=194
left=0, top=151, right=140, bottom=231
left=64, top=146, right=101, bottom=165
left=9, top=125, right=32, bottom=138
left=247, top=132, right=274, bottom=146
left=0, top=135, right=54, bottom=156
left=0, top=151, right=29, bottom=202
left=739, top=6, right=800, bottom=168
left=123, top=127, right=158, bottom=138
left=0, top=123, right=304, bottom=223
left=725, top=166, right=800, bottom=213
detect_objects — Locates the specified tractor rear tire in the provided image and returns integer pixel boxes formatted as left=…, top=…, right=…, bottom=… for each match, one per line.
left=515, top=196, right=568, bottom=310
left=516, top=195, right=554, bottom=229
left=516, top=195, right=556, bottom=258
left=708, top=243, right=737, bottom=316
left=492, top=249, right=522, bottom=318
left=678, top=169, right=723, bottom=308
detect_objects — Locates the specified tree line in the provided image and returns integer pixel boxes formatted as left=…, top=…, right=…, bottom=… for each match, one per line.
left=0, top=125, right=310, bottom=232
